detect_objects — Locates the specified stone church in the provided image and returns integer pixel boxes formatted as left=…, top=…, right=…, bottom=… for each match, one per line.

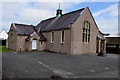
left=8, top=7, right=107, bottom=54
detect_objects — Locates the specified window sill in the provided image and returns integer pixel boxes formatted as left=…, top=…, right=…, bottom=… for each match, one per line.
left=83, top=42, right=90, bottom=44
left=61, top=42, right=64, bottom=45
left=51, top=42, right=54, bottom=44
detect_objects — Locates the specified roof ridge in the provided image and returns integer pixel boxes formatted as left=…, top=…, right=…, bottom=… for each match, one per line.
left=41, top=17, right=56, bottom=22
left=41, top=8, right=85, bottom=22
left=14, top=23, right=34, bottom=26
left=37, top=7, right=86, bottom=32
left=62, top=8, right=85, bottom=16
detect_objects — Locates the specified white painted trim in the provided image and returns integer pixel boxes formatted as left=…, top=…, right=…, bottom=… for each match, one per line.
left=51, top=31, right=54, bottom=43
left=13, top=23, right=16, bottom=29
left=61, top=30, right=65, bottom=43
left=0, top=30, right=8, bottom=40
left=30, top=32, right=36, bottom=37
left=32, top=40, right=37, bottom=50
left=38, top=27, right=41, bottom=33
left=79, top=7, right=86, bottom=15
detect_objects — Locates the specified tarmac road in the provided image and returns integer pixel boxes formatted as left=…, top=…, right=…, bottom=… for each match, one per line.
left=2, top=51, right=119, bottom=79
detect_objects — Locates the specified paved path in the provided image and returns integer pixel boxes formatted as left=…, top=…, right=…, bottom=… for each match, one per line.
left=2, top=51, right=119, bottom=78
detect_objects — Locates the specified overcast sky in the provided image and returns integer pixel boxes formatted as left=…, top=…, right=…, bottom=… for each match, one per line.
left=0, top=0, right=119, bottom=36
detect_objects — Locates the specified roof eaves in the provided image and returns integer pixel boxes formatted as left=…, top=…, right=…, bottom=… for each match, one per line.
left=17, top=33, right=27, bottom=36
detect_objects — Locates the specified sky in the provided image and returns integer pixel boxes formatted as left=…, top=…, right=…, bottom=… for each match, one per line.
left=0, top=0, right=119, bottom=37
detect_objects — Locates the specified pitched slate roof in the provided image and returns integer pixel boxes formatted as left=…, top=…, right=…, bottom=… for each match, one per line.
left=36, top=8, right=85, bottom=32
left=13, top=23, right=46, bottom=41
left=36, top=17, right=56, bottom=31
left=14, top=23, right=35, bottom=35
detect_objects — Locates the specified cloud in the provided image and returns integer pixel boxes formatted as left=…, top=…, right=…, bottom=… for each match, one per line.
left=96, top=17, right=118, bottom=36
left=92, top=3, right=118, bottom=36
left=20, top=8, right=53, bottom=20
left=1, top=0, right=119, bottom=2
left=1, top=2, right=81, bottom=31
left=93, top=3, right=118, bottom=17
left=1, top=1, right=118, bottom=37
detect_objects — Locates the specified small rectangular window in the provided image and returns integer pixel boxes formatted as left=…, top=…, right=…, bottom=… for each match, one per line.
left=51, top=31, right=54, bottom=43
left=61, top=30, right=64, bottom=43
left=41, top=41, right=43, bottom=45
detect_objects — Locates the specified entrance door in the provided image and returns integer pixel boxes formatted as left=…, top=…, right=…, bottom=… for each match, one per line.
left=32, top=40, right=37, bottom=50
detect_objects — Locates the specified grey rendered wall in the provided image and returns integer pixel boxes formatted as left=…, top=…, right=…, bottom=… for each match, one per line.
left=29, top=32, right=45, bottom=52
left=8, top=25, right=17, bottom=51
left=16, top=32, right=42, bottom=51
left=42, top=29, right=71, bottom=54
left=16, top=35, right=28, bottom=51
left=25, top=39, right=31, bottom=51
left=71, top=7, right=99, bottom=54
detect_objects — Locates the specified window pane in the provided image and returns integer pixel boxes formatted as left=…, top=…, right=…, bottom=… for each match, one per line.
left=85, top=34, right=87, bottom=42
left=85, top=29, right=87, bottom=34
left=83, top=28, right=85, bottom=33
left=61, top=30, right=64, bottom=43
left=88, top=34, right=90, bottom=42
left=88, top=29, right=90, bottom=33
left=41, top=41, right=42, bottom=45
left=82, top=33, right=84, bottom=42
left=83, top=21, right=90, bottom=43
left=51, top=32, right=54, bottom=43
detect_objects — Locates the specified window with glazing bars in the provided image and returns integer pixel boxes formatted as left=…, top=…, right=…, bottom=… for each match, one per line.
left=82, top=21, right=90, bottom=43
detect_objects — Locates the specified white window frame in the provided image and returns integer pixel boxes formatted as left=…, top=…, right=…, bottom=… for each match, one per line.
left=51, top=31, right=54, bottom=43
left=83, top=21, right=90, bottom=43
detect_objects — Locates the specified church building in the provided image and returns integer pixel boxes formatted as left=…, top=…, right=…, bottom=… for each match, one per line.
left=8, top=6, right=107, bottom=54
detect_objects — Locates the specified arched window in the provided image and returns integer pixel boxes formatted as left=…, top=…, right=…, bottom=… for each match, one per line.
left=82, top=21, right=90, bottom=43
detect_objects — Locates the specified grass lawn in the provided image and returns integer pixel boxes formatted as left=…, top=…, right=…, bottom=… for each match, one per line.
left=0, top=45, right=12, bottom=52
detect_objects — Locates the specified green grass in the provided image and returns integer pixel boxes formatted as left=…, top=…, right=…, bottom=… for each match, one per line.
left=0, top=45, right=12, bottom=52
